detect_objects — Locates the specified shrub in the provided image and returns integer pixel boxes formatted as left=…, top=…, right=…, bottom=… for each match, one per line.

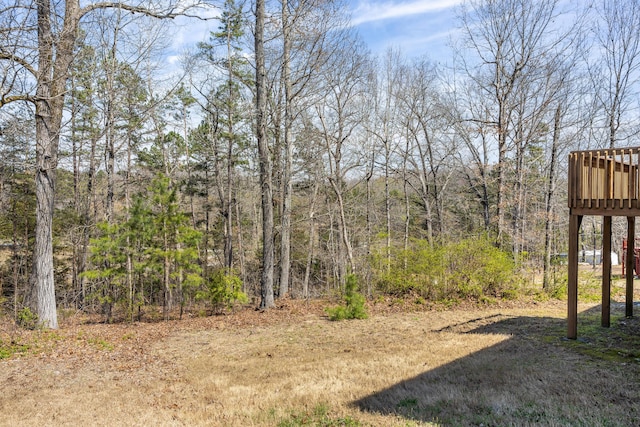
left=372, top=240, right=446, bottom=298
left=371, top=236, right=519, bottom=303
left=196, top=269, right=248, bottom=314
left=17, top=307, right=39, bottom=330
left=326, top=274, right=368, bottom=321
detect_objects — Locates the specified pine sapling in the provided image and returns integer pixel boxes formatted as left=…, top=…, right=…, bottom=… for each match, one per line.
left=326, top=274, right=368, bottom=321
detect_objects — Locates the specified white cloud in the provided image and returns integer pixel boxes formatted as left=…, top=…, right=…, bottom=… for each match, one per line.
left=350, top=0, right=463, bottom=26
left=167, top=55, right=181, bottom=64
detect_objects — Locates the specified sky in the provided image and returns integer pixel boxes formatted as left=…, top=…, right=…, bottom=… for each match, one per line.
left=169, top=0, right=463, bottom=65
left=348, top=0, right=462, bottom=60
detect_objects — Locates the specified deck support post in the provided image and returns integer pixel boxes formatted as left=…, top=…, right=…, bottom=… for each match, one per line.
left=568, top=147, right=640, bottom=337
left=602, top=216, right=612, bottom=327
left=626, top=217, right=635, bottom=318
left=568, top=213, right=582, bottom=339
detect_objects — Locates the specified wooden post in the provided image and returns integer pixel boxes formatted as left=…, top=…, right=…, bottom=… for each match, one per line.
left=568, top=214, right=582, bottom=339
left=602, top=216, right=612, bottom=327
left=626, top=217, right=635, bottom=318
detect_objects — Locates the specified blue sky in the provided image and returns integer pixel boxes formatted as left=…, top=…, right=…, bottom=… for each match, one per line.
left=168, top=0, right=462, bottom=65
left=348, top=0, right=462, bottom=60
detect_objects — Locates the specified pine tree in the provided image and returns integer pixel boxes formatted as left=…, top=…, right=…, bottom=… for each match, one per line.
left=198, top=0, right=251, bottom=273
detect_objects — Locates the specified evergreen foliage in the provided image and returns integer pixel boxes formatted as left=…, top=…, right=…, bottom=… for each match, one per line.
left=82, top=221, right=127, bottom=320
left=83, top=174, right=202, bottom=321
left=325, top=275, right=368, bottom=321
left=196, top=269, right=248, bottom=314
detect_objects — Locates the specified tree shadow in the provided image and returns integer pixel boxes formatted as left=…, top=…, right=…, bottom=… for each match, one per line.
left=353, top=305, right=640, bottom=426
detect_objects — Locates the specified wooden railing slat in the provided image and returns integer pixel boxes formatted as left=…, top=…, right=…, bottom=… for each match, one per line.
left=599, top=151, right=604, bottom=208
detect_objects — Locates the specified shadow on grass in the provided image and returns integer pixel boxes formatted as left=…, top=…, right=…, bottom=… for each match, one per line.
left=353, top=304, right=640, bottom=426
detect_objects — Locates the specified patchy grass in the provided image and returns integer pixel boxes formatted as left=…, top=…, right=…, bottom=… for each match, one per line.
left=86, top=337, right=114, bottom=351
left=276, top=403, right=362, bottom=427
left=566, top=306, right=640, bottom=363
left=0, top=339, right=29, bottom=359
left=1, top=296, right=640, bottom=426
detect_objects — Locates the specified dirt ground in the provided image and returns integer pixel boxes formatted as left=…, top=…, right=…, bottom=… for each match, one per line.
left=1, top=297, right=640, bottom=426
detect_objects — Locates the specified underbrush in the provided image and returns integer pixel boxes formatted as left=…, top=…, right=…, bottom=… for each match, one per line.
left=371, top=236, right=522, bottom=304
left=0, top=338, right=29, bottom=359
left=542, top=266, right=627, bottom=302
left=0, top=314, right=29, bottom=359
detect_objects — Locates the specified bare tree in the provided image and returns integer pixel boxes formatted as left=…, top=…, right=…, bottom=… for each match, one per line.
left=591, top=0, right=640, bottom=148
left=458, top=0, right=564, bottom=243
left=366, top=48, right=403, bottom=271
left=399, top=58, right=455, bottom=244
left=277, top=0, right=345, bottom=297
left=315, top=33, right=370, bottom=281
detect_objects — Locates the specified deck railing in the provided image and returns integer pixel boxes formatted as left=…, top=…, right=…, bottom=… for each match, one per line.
left=568, top=147, right=640, bottom=211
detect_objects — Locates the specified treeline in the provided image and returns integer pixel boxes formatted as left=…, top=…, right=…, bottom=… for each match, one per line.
left=1, top=0, right=639, bottom=324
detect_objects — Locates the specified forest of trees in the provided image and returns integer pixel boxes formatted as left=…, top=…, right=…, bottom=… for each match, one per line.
left=1, top=0, right=640, bottom=328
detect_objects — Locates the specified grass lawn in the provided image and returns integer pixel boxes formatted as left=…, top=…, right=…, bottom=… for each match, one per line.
left=1, top=296, right=640, bottom=426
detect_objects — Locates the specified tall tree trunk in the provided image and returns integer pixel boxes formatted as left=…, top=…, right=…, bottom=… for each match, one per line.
left=213, top=131, right=232, bottom=272
left=125, top=127, right=134, bottom=321
left=12, top=198, right=20, bottom=320
left=328, top=176, right=356, bottom=276
left=104, top=38, right=118, bottom=223
left=235, top=199, right=246, bottom=285
left=163, top=225, right=171, bottom=320
left=495, top=106, right=508, bottom=243
left=204, top=167, right=211, bottom=280
left=302, top=182, right=319, bottom=299
left=543, top=104, right=561, bottom=289
left=365, top=154, right=374, bottom=256
left=279, top=0, right=293, bottom=298
left=70, top=84, right=81, bottom=308
left=82, top=128, right=99, bottom=310
left=223, top=18, right=235, bottom=273
left=512, top=114, right=525, bottom=262
left=31, top=0, right=81, bottom=328
left=224, top=145, right=234, bottom=271
left=403, top=137, right=410, bottom=268
left=256, top=0, right=275, bottom=309
left=384, top=139, right=391, bottom=273
left=32, top=86, right=59, bottom=329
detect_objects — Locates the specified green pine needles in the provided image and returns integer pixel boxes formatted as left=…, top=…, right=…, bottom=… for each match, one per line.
left=325, top=274, right=368, bottom=321
left=83, top=174, right=203, bottom=321
left=196, top=269, right=248, bottom=314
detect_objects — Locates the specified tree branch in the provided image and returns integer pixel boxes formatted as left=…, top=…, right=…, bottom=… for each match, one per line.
left=81, top=1, right=216, bottom=21
left=0, top=52, right=37, bottom=78
left=0, top=93, right=35, bottom=107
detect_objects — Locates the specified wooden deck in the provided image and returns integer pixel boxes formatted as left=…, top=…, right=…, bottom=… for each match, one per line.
left=567, top=147, right=638, bottom=339
left=568, top=147, right=640, bottom=215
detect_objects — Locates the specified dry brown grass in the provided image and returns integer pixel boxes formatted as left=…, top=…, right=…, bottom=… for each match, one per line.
left=1, top=298, right=640, bottom=426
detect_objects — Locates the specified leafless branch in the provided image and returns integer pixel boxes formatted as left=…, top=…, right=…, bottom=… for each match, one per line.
left=81, top=1, right=216, bottom=21
left=0, top=93, right=35, bottom=107
left=0, top=52, right=37, bottom=78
